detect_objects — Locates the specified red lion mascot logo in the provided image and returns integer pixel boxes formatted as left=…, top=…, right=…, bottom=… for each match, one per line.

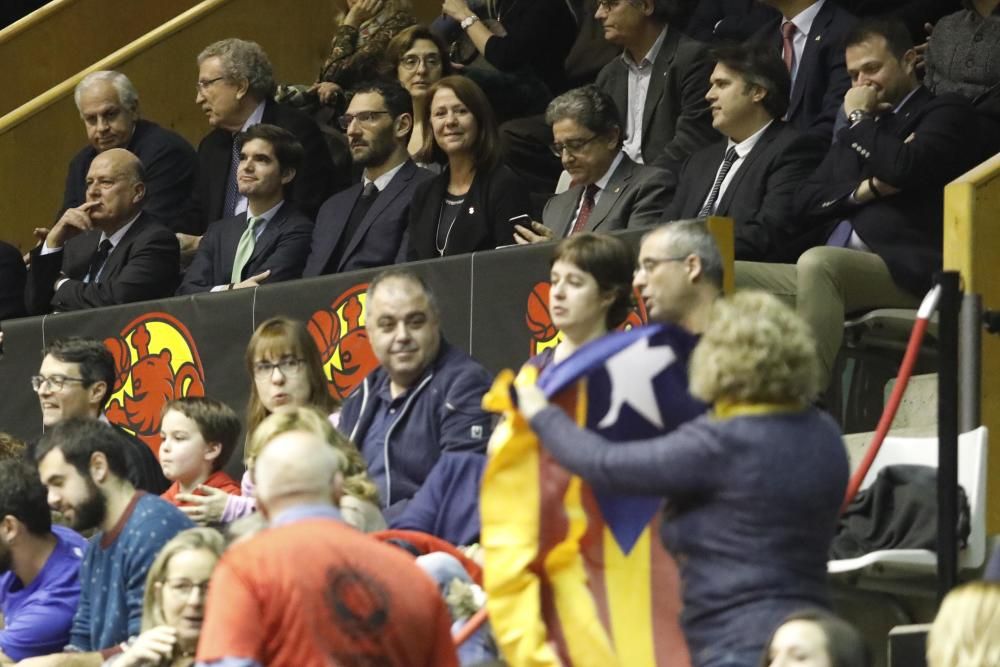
left=309, top=283, right=379, bottom=401
left=104, top=313, right=206, bottom=455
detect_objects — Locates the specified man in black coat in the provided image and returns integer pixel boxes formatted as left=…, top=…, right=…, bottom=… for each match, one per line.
left=61, top=71, right=198, bottom=232
left=178, top=124, right=312, bottom=294
left=26, top=149, right=180, bottom=315
left=663, top=44, right=826, bottom=261
left=737, top=18, right=982, bottom=388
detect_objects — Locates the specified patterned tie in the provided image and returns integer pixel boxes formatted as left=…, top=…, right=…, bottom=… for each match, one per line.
left=698, top=147, right=740, bottom=217
left=231, top=216, right=262, bottom=283
left=85, top=239, right=113, bottom=283
left=222, top=133, right=241, bottom=218
left=570, top=184, right=600, bottom=236
left=781, top=21, right=797, bottom=73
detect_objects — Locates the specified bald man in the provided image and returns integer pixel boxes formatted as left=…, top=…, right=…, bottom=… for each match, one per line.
left=198, top=430, right=459, bottom=667
left=26, top=148, right=180, bottom=314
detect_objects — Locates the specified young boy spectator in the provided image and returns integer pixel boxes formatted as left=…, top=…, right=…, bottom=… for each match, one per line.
left=158, top=397, right=242, bottom=506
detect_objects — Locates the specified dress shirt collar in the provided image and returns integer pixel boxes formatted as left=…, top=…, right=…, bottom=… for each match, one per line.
left=786, top=0, right=825, bottom=34
left=246, top=199, right=284, bottom=222
left=893, top=86, right=922, bottom=114
left=364, top=160, right=407, bottom=192
left=99, top=210, right=142, bottom=249
left=239, top=100, right=267, bottom=133
left=726, top=120, right=773, bottom=159
left=593, top=151, right=625, bottom=192
left=623, top=26, right=668, bottom=71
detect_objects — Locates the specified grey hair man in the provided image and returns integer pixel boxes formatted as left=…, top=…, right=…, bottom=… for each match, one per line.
left=61, top=70, right=198, bottom=230
left=515, top=85, right=672, bottom=244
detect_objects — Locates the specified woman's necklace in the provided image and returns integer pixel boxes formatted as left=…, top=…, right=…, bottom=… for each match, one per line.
left=435, top=195, right=463, bottom=256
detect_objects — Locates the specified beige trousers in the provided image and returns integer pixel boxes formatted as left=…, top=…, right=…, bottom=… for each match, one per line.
left=736, top=247, right=922, bottom=388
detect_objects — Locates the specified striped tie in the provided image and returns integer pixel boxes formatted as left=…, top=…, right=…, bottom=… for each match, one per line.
left=698, top=147, right=739, bottom=217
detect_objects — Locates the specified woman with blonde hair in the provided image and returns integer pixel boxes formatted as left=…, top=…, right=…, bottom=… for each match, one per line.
left=109, top=529, right=225, bottom=667
left=927, top=581, right=1000, bottom=667
left=515, top=291, right=850, bottom=667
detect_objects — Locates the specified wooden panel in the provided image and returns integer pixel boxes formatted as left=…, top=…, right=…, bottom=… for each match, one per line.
left=0, top=0, right=202, bottom=116
left=0, top=0, right=336, bottom=250
left=943, top=153, right=1000, bottom=531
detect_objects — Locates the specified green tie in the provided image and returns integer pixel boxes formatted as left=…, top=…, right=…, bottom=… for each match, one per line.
left=231, top=216, right=262, bottom=283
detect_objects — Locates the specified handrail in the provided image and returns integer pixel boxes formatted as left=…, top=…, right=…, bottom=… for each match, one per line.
left=0, top=0, right=73, bottom=42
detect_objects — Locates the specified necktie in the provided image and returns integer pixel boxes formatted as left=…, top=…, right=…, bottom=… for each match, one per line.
left=570, top=184, right=600, bottom=236
left=781, top=21, right=797, bottom=73
left=85, top=239, right=113, bottom=283
left=222, top=133, right=241, bottom=218
left=325, top=182, right=380, bottom=274
left=698, top=147, right=740, bottom=217
left=231, top=216, right=263, bottom=283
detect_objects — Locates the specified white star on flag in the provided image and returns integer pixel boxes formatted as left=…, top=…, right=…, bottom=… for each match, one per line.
left=597, top=336, right=676, bottom=429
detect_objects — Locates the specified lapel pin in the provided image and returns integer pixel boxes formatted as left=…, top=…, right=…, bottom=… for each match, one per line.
left=468, top=206, right=475, bottom=214
left=614, top=187, right=622, bottom=193
left=815, top=35, right=822, bottom=41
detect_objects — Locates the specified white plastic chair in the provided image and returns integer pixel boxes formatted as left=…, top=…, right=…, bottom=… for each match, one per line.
left=828, top=426, right=988, bottom=577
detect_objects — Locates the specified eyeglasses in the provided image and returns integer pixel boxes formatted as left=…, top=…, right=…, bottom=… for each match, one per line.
left=635, top=256, right=690, bottom=275
left=30, top=375, right=87, bottom=392
left=253, top=358, right=306, bottom=378
left=195, top=76, right=226, bottom=93
left=337, top=110, right=391, bottom=130
left=164, top=578, right=210, bottom=598
left=549, top=134, right=600, bottom=157
left=400, top=54, right=443, bottom=71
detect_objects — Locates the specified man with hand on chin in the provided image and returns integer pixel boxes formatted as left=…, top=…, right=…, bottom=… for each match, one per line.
left=25, top=149, right=179, bottom=315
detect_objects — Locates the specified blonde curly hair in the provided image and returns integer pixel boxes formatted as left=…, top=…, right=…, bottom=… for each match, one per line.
left=689, top=290, right=821, bottom=405
left=927, top=582, right=1000, bottom=667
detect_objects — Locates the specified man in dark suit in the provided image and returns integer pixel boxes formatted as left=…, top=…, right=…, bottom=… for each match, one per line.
left=26, top=148, right=180, bottom=315
left=0, top=241, right=26, bottom=322
left=754, top=0, right=857, bottom=142
left=303, top=80, right=434, bottom=277
left=61, top=71, right=198, bottom=232
left=178, top=124, right=312, bottom=294
left=737, top=18, right=981, bottom=388
left=187, top=39, right=336, bottom=246
left=663, top=44, right=827, bottom=261
left=515, top=85, right=671, bottom=244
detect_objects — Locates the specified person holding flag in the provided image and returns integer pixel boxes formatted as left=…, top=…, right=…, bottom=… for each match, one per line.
left=513, top=291, right=849, bottom=667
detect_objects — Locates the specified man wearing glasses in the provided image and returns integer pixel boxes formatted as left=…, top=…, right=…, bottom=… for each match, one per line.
left=31, top=337, right=167, bottom=494
left=303, top=79, right=434, bottom=276
left=514, top=85, right=670, bottom=243
left=177, top=124, right=312, bottom=294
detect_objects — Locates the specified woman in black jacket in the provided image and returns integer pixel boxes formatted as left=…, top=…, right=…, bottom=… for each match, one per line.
left=407, top=75, right=531, bottom=259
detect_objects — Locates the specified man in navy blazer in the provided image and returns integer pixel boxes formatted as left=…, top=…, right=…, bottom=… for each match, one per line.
left=754, top=0, right=857, bottom=142
left=178, top=125, right=312, bottom=294
left=26, top=149, right=179, bottom=315
left=663, top=44, right=826, bottom=261
left=303, top=80, right=434, bottom=277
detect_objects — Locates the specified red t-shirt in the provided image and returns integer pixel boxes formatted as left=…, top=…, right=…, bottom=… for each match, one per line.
left=160, top=470, right=241, bottom=506
left=197, top=516, right=459, bottom=667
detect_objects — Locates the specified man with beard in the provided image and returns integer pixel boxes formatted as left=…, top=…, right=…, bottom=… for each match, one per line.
left=303, top=79, right=434, bottom=276
left=177, top=124, right=313, bottom=294
left=0, top=459, right=86, bottom=662
left=32, top=419, right=191, bottom=665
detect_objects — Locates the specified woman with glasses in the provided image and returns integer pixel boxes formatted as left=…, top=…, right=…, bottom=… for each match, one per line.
left=534, top=232, right=635, bottom=370
left=109, top=528, right=224, bottom=667
left=407, top=76, right=532, bottom=259
left=386, top=25, right=452, bottom=165
left=175, top=317, right=337, bottom=525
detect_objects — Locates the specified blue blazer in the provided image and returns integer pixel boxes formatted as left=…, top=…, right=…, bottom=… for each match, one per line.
left=176, top=203, right=313, bottom=294
left=303, top=160, right=435, bottom=276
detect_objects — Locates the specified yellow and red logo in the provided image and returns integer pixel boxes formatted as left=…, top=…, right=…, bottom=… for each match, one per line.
left=309, top=283, right=379, bottom=401
left=527, top=282, right=648, bottom=356
left=104, top=313, right=206, bottom=455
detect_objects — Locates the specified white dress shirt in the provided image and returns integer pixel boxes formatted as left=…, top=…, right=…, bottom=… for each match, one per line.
left=621, top=27, right=668, bottom=164
left=698, top=121, right=773, bottom=214
left=783, top=0, right=826, bottom=89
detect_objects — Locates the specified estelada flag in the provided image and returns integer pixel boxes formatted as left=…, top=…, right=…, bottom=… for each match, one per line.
left=481, top=323, right=706, bottom=667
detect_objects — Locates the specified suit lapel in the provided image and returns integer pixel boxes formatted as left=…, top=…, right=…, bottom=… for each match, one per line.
left=587, top=158, right=634, bottom=231
left=66, top=231, right=103, bottom=279
left=98, top=213, right=155, bottom=280
left=552, top=187, right=582, bottom=238
left=642, top=29, right=679, bottom=139
left=339, top=162, right=414, bottom=270
left=247, top=205, right=288, bottom=267
left=688, top=143, right=727, bottom=216
left=716, top=123, right=781, bottom=214
left=787, top=2, right=832, bottom=120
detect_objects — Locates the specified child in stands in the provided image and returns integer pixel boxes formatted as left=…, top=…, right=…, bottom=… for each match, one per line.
left=159, top=397, right=241, bottom=511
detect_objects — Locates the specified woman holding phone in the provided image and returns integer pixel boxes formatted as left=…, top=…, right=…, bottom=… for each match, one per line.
left=407, top=75, right=532, bottom=259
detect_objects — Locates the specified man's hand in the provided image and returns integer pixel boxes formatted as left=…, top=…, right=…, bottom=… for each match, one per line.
left=311, top=81, right=343, bottom=106
left=47, top=202, right=98, bottom=249
left=442, top=0, right=475, bottom=21
left=176, top=485, right=231, bottom=525
left=513, top=221, right=555, bottom=245
left=232, top=270, right=271, bottom=290
left=343, top=0, right=384, bottom=27
left=914, top=22, right=933, bottom=72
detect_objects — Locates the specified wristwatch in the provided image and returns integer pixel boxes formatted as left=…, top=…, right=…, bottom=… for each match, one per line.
left=460, top=15, right=480, bottom=30
left=847, top=109, right=871, bottom=125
